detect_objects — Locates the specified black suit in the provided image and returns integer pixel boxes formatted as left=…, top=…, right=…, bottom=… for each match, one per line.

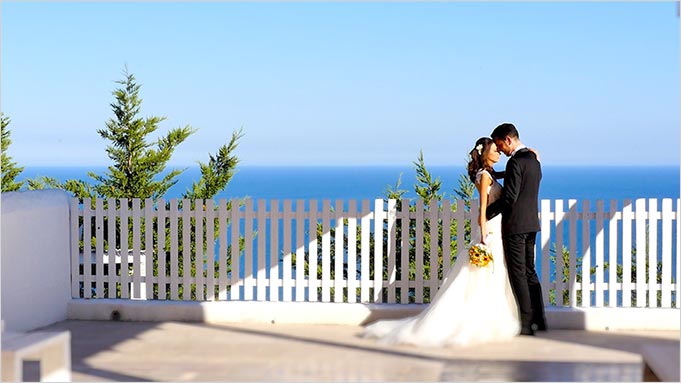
left=486, top=148, right=546, bottom=333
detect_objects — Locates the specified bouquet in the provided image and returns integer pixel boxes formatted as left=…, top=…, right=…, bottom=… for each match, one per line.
left=468, top=243, right=494, bottom=268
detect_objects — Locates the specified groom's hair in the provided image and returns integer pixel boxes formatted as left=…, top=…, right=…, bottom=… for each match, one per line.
left=491, top=123, right=519, bottom=140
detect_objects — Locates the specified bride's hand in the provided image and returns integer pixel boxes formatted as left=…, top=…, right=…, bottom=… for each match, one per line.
left=529, top=147, right=541, bottom=162
left=481, top=233, right=487, bottom=245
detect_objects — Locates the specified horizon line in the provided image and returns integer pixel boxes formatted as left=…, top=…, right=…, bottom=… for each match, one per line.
left=18, top=163, right=681, bottom=168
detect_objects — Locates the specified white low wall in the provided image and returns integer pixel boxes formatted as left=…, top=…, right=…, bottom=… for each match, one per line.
left=67, top=300, right=680, bottom=331
left=1, top=190, right=72, bottom=332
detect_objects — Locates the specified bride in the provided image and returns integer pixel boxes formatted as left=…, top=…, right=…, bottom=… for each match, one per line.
left=360, top=137, right=520, bottom=347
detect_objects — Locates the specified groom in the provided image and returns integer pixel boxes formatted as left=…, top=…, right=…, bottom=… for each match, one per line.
left=486, top=123, right=547, bottom=336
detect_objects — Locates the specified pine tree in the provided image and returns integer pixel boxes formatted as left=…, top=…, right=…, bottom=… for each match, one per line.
left=30, top=66, right=242, bottom=201
left=1, top=114, right=25, bottom=192
left=90, top=67, right=194, bottom=200
left=183, top=127, right=244, bottom=200
left=413, top=150, right=442, bottom=203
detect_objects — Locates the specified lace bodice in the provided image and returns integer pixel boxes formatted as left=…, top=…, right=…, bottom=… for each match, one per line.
left=475, top=169, right=503, bottom=206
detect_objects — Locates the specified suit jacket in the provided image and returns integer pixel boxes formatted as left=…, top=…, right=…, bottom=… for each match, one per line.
left=486, top=148, right=541, bottom=235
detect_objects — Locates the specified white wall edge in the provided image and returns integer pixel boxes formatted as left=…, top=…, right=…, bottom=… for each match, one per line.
left=1, top=190, right=72, bottom=332
left=68, top=300, right=680, bottom=331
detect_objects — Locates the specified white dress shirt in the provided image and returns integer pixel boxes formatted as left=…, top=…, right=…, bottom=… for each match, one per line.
left=511, top=144, right=527, bottom=157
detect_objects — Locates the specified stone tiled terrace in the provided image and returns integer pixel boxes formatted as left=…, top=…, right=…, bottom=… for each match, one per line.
left=26, top=319, right=679, bottom=382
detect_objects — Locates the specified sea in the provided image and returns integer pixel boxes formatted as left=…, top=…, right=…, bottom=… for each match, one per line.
left=16, top=165, right=681, bottom=202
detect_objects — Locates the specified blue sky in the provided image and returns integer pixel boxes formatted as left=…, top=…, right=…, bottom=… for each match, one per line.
left=2, top=1, right=679, bottom=167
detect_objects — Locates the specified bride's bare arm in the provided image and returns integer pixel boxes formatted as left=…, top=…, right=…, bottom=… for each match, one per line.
left=476, top=171, right=493, bottom=244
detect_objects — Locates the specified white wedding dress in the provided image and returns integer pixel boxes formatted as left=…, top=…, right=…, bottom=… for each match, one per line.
left=361, top=169, right=520, bottom=347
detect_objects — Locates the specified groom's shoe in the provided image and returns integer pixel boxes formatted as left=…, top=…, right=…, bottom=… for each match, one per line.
left=520, top=327, right=535, bottom=336
left=532, top=323, right=548, bottom=332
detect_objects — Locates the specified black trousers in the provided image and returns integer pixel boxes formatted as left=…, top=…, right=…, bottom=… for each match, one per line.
left=503, top=232, right=547, bottom=330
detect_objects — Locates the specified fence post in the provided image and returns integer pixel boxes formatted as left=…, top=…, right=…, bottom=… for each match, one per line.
left=321, top=200, right=331, bottom=302
left=399, top=199, right=411, bottom=304
left=295, top=199, right=306, bottom=302
left=132, top=199, right=142, bottom=299
left=580, top=200, right=591, bottom=307
left=309, top=200, right=319, bottom=302
left=608, top=200, right=618, bottom=307
left=595, top=200, right=605, bottom=307
left=622, top=200, right=633, bottom=307
left=70, top=199, right=80, bottom=298
left=82, top=199, right=92, bottom=299
left=648, top=199, right=659, bottom=307
left=205, top=199, right=215, bottom=301
left=347, top=200, right=358, bottom=303
left=157, top=198, right=167, bottom=300
left=373, top=199, right=384, bottom=303
left=661, top=198, right=672, bottom=307
left=334, top=200, right=345, bottom=303
left=387, top=199, right=397, bottom=303
left=414, top=199, right=424, bottom=304
left=144, top=198, right=154, bottom=300
left=270, top=199, right=280, bottom=302
left=540, top=200, right=551, bottom=306
left=554, top=199, right=565, bottom=306
left=635, top=199, right=647, bottom=307
left=256, top=199, right=267, bottom=301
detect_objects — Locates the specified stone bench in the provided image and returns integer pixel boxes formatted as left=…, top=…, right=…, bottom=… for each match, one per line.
left=1, top=331, right=71, bottom=382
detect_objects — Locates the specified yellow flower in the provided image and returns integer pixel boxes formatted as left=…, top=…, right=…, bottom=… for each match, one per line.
left=468, top=243, right=494, bottom=268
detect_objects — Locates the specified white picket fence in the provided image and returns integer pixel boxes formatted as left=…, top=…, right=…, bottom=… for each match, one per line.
left=70, top=197, right=680, bottom=308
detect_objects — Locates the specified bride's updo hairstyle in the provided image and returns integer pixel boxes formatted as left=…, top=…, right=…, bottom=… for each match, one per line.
left=467, top=137, right=495, bottom=183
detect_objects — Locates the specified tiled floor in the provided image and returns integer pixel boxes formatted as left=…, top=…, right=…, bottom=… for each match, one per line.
left=33, top=320, right=679, bottom=382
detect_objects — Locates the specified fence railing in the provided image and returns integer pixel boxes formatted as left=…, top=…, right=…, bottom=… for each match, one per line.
left=70, top=197, right=680, bottom=308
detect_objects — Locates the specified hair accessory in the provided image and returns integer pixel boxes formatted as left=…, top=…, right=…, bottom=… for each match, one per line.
left=475, top=144, right=483, bottom=155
